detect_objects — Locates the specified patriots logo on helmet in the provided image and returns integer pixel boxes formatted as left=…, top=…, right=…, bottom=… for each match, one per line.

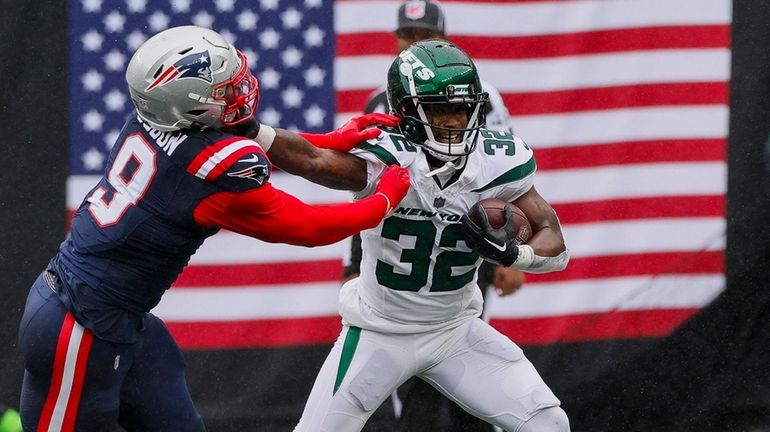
left=227, top=154, right=270, bottom=184
left=145, top=50, right=214, bottom=92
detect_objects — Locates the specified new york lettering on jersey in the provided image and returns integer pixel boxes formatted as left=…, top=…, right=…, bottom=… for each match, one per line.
left=58, top=116, right=270, bottom=342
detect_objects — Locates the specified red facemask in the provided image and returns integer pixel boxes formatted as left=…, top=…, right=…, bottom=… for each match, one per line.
left=212, top=50, right=260, bottom=127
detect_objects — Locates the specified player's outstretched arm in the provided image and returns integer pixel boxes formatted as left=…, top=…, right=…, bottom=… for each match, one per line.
left=266, top=128, right=369, bottom=191
left=193, top=165, right=409, bottom=247
left=224, top=114, right=398, bottom=192
left=298, top=113, right=400, bottom=151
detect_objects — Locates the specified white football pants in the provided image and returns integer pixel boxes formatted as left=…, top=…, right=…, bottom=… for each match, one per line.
left=294, top=318, right=566, bottom=432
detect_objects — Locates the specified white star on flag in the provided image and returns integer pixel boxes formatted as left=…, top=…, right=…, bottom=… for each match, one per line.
left=103, top=11, right=125, bottom=32
left=81, top=147, right=105, bottom=170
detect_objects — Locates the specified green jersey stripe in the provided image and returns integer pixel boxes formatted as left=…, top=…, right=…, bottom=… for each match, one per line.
left=333, top=326, right=362, bottom=395
left=471, top=157, right=537, bottom=193
left=358, top=143, right=400, bottom=166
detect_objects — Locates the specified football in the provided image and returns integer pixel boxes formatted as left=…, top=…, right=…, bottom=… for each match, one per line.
left=468, top=199, right=532, bottom=244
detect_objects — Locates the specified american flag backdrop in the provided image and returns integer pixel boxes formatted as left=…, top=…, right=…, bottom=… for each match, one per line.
left=68, top=0, right=731, bottom=349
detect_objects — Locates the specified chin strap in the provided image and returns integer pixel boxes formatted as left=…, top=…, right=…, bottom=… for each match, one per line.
left=424, top=153, right=468, bottom=178
left=424, top=160, right=456, bottom=177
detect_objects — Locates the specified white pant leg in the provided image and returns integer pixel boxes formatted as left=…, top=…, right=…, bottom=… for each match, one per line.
left=294, top=325, right=415, bottom=432
left=419, top=318, right=564, bottom=432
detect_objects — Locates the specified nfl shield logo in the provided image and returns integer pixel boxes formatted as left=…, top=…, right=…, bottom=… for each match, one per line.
left=433, top=197, right=446, bottom=208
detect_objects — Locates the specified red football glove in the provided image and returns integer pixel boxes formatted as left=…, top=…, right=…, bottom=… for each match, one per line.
left=373, top=165, right=411, bottom=212
left=299, top=113, right=401, bottom=152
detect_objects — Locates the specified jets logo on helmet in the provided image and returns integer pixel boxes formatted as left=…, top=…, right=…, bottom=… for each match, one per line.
left=145, top=50, right=213, bottom=92
left=387, top=39, right=488, bottom=162
left=398, top=50, right=435, bottom=81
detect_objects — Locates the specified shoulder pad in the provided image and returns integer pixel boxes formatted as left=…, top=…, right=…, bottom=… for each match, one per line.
left=472, top=130, right=536, bottom=193
left=186, top=137, right=271, bottom=192
left=351, top=128, right=419, bottom=167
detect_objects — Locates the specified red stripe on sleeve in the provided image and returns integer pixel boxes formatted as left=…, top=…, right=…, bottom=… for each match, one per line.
left=186, top=136, right=246, bottom=176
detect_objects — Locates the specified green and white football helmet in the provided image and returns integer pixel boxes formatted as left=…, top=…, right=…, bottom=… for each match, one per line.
left=387, top=39, right=488, bottom=161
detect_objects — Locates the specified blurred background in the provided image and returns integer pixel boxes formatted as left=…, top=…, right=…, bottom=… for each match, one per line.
left=1, top=0, right=769, bottom=430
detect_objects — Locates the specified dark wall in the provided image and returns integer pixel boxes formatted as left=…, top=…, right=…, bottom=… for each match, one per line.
left=727, top=0, right=770, bottom=278
left=0, top=1, right=68, bottom=406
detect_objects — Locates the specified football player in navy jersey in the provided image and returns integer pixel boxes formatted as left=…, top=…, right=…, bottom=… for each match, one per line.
left=17, top=25, right=409, bottom=432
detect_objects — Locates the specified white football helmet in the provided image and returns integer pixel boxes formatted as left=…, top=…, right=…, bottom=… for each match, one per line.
left=125, top=25, right=259, bottom=132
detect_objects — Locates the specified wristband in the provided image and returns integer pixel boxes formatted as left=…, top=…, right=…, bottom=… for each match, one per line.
left=374, top=192, right=392, bottom=213
left=255, top=124, right=276, bottom=152
left=510, top=244, right=535, bottom=270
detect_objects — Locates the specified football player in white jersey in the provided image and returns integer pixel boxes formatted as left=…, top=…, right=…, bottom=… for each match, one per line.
left=283, top=39, right=570, bottom=432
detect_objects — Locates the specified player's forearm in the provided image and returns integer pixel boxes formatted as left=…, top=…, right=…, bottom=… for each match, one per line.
left=512, top=217, right=569, bottom=273
left=266, top=129, right=367, bottom=191
left=194, top=186, right=389, bottom=247
left=514, top=187, right=566, bottom=258
left=528, top=225, right=566, bottom=258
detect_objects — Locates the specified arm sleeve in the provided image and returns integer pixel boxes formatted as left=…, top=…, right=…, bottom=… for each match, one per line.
left=193, top=182, right=389, bottom=247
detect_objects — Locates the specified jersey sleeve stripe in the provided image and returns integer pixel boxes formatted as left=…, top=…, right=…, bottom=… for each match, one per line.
left=186, top=136, right=249, bottom=176
left=189, top=140, right=264, bottom=180
left=357, top=143, right=400, bottom=166
left=472, top=157, right=537, bottom=193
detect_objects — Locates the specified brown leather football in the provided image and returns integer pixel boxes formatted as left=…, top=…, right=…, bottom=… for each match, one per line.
left=468, top=199, right=532, bottom=244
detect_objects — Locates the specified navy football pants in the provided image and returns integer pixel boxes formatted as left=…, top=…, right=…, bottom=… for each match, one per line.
left=18, top=273, right=206, bottom=431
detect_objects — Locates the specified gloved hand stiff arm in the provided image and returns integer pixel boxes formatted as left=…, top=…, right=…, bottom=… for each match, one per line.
left=373, top=164, right=411, bottom=212
left=299, top=113, right=401, bottom=152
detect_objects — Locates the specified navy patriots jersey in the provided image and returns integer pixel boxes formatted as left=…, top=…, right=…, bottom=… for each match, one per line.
left=55, top=116, right=271, bottom=342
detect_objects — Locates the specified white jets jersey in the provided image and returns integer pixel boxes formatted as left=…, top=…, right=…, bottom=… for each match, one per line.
left=340, top=129, right=536, bottom=334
